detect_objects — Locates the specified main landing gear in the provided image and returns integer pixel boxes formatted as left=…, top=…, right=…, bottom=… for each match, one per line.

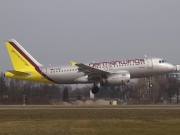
left=145, top=76, right=154, bottom=94
left=91, top=83, right=99, bottom=94
left=146, top=77, right=153, bottom=88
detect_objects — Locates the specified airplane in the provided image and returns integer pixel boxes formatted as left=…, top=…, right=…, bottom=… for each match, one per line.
left=4, top=39, right=175, bottom=94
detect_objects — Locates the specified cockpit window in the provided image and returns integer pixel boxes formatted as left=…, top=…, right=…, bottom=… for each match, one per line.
left=162, top=60, right=166, bottom=63
left=159, top=60, right=166, bottom=63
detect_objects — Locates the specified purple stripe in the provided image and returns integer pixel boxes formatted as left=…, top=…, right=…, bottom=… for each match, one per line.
left=9, top=42, right=58, bottom=83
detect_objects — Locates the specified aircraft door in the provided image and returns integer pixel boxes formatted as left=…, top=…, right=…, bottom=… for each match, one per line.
left=146, top=58, right=153, bottom=69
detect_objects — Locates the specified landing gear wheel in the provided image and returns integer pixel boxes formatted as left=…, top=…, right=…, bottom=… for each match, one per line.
left=149, top=84, right=153, bottom=88
left=92, top=86, right=99, bottom=94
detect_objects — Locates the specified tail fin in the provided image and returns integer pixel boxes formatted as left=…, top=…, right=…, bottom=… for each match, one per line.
left=5, top=39, right=42, bottom=70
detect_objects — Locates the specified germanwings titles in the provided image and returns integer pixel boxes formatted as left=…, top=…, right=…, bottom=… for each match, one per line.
left=89, top=59, right=145, bottom=67
left=4, top=39, right=175, bottom=94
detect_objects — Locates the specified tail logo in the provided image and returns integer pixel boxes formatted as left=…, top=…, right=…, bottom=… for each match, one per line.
left=11, top=49, right=29, bottom=67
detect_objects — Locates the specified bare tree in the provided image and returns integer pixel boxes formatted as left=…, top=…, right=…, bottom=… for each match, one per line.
left=157, top=78, right=170, bottom=102
left=63, top=87, right=69, bottom=102
left=0, top=73, right=8, bottom=98
left=167, top=78, right=180, bottom=103
left=135, top=78, right=147, bottom=104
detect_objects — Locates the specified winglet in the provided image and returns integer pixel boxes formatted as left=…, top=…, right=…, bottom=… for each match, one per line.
left=70, top=61, right=77, bottom=66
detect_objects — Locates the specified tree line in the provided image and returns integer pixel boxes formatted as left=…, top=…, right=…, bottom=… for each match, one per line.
left=0, top=73, right=62, bottom=104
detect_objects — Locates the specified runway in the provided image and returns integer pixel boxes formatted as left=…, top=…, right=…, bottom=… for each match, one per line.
left=0, top=105, right=180, bottom=110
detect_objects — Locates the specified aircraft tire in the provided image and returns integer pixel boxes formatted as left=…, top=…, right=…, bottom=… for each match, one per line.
left=149, top=84, right=153, bottom=88
left=92, top=86, right=99, bottom=94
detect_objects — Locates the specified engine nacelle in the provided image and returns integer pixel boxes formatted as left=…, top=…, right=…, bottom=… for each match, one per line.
left=74, top=76, right=94, bottom=83
left=100, top=72, right=130, bottom=86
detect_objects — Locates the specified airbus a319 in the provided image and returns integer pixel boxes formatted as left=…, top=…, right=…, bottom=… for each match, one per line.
left=4, top=39, right=174, bottom=94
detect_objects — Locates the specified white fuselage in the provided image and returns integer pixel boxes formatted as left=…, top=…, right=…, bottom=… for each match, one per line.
left=40, top=58, right=174, bottom=84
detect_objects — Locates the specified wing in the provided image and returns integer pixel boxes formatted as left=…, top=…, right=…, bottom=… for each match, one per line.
left=75, top=63, right=109, bottom=81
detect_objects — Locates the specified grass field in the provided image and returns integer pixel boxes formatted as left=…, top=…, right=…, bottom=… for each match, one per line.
left=0, top=105, right=180, bottom=135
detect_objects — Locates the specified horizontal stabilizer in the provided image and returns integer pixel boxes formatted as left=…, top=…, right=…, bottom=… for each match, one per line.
left=7, top=70, right=29, bottom=76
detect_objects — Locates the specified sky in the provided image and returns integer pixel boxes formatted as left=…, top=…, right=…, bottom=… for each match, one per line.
left=0, top=0, right=180, bottom=72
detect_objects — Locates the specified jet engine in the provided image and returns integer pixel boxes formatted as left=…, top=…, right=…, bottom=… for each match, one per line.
left=100, top=72, right=130, bottom=86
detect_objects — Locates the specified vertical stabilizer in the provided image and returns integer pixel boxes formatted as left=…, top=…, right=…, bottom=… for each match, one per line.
left=5, top=39, right=42, bottom=70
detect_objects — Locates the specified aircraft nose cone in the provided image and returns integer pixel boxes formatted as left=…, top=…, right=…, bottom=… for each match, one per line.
left=166, top=64, right=175, bottom=72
